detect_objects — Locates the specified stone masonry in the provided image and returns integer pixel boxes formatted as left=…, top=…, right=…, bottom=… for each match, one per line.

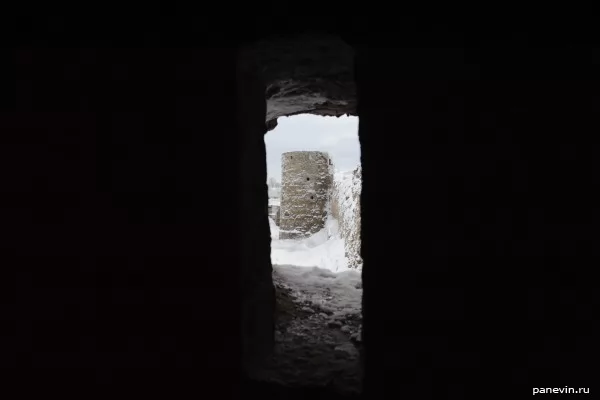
left=279, top=151, right=333, bottom=239
left=331, top=165, right=363, bottom=269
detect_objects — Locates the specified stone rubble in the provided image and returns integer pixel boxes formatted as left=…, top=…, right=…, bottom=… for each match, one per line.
left=248, top=269, right=363, bottom=396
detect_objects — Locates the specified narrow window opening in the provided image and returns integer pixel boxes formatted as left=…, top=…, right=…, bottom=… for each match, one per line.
left=264, top=114, right=362, bottom=394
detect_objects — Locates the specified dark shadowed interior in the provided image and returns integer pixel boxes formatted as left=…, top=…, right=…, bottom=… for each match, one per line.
left=3, top=16, right=599, bottom=399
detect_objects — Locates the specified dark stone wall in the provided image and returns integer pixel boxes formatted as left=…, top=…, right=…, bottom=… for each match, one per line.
left=237, top=51, right=276, bottom=372
left=357, top=43, right=600, bottom=398
left=4, top=17, right=600, bottom=400
left=3, top=48, right=243, bottom=396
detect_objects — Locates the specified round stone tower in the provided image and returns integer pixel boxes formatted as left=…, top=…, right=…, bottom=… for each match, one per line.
left=279, top=151, right=333, bottom=240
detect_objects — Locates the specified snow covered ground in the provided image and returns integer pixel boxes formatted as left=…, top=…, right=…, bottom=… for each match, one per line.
left=250, top=218, right=363, bottom=395
left=270, top=217, right=352, bottom=273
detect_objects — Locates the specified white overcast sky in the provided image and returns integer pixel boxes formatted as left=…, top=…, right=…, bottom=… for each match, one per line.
left=265, top=114, right=360, bottom=182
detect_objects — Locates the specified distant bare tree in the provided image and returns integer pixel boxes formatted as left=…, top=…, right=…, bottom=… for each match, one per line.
left=268, top=177, right=281, bottom=189
left=267, top=177, right=281, bottom=198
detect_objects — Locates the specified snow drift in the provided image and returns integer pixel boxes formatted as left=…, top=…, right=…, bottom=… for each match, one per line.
left=270, top=216, right=351, bottom=273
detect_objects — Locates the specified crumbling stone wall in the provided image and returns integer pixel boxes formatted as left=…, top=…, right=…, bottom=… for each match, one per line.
left=331, top=165, right=362, bottom=269
left=268, top=204, right=280, bottom=226
left=279, top=151, right=333, bottom=239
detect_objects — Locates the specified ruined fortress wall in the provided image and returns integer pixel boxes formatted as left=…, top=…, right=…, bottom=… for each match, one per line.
left=331, top=165, right=363, bottom=269
left=279, top=151, right=333, bottom=239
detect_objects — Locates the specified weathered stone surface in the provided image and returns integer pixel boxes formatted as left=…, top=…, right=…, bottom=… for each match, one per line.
left=350, top=332, right=362, bottom=343
left=334, top=343, right=359, bottom=359
left=279, top=151, right=333, bottom=239
left=327, top=320, right=342, bottom=329
left=331, top=165, right=362, bottom=269
left=239, top=34, right=357, bottom=132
